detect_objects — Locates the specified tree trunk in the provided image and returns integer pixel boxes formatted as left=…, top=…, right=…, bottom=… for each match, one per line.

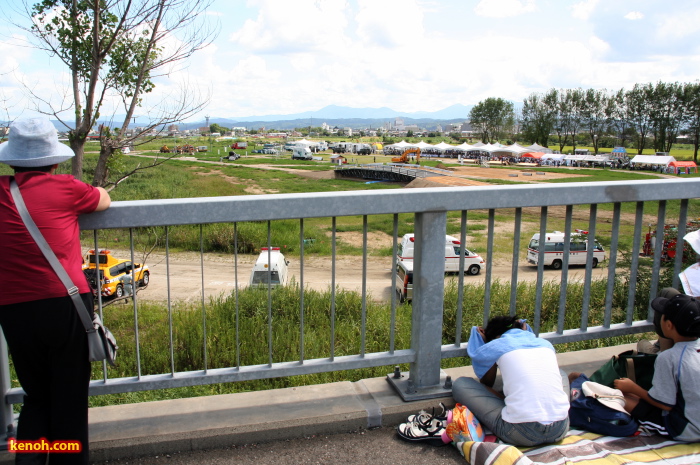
left=93, top=144, right=113, bottom=187
left=69, top=136, right=86, bottom=180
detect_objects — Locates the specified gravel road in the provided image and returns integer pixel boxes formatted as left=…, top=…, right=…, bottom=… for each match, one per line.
left=128, top=251, right=609, bottom=303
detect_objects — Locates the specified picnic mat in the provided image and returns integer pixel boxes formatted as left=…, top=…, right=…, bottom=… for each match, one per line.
left=456, top=429, right=700, bottom=465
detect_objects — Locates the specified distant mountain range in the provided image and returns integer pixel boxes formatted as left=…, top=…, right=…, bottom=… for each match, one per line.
left=180, top=104, right=475, bottom=131
left=47, top=104, right=478, bottom=131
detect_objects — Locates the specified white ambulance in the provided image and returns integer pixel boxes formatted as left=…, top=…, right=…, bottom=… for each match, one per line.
left=527, top=230, right=605, bottom=269
left=397, top=233, right=485, bottom=275
left=249, top=247, right=290, bottom=287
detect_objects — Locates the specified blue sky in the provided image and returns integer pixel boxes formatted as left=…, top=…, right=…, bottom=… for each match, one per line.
left=1, top=0, right=699, bottom=121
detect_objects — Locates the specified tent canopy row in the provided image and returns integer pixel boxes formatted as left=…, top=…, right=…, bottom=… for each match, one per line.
left=384, top=141, right=553, bottom=154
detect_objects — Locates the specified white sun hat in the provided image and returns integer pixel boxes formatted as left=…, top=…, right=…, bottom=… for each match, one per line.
left=581, top=381, right=628, bottom=414
left=0, top=117, right=74, bottom=167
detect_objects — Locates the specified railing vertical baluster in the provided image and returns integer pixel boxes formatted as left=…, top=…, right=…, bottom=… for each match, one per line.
left=604, top=203, right=622, bottom=328
left=580, top=204, right=598, bottom=330
left=455, top=210, right=467, bottom=344
left=130, top=229, right=142, bottom=379
left=234, top=223, right=240, bottom=369
left=407, top=210, right=447, bottom=395
left=649, top=201, right=667, bottom=318
left=267, top=221, right=273, bottom=366
left=0, top=335, right=13, bottom=439
left=672, top=199, right=689, bottom=291
left=557, top=206, right=573, bottom=334
left=509, top=208, right=522, bottom=317
left=166, top=226, right=175, bottom=375
left=534, top=207, right=548, bottom=333
left=361, top=215, right=368, bottom=356
left=93, top=230, right=109, bottom=380
left=299, top=219, right=305, bottom=363
left=627, top=202, right=645, bottom=324
left=483, top=209, right=495, bottom=321
left=199, top=225, right=207, bottom=372
left=390, top=214, right=398, bottom=353
left=330, top=217, right=337, bottom=360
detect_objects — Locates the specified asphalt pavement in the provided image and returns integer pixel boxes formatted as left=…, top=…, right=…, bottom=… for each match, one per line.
left=92, top=426, right=466, bottom=465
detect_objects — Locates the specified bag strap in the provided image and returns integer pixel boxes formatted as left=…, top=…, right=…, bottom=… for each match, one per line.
left=9, top=179, right=95, bottom=333
left=625, top=358, right=636, bottom=384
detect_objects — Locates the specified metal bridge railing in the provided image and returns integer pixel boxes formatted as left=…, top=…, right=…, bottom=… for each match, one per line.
left=0, top=179, right=698, bottom=430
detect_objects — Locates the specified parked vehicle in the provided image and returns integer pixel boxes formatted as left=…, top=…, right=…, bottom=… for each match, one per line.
left=395, top=261, right=413, bottom=303
left=232, top=142, right=248, bottom=149
left=397, top=233, right=485, bottom=275
left=642, top=221, right=700, bottom=262
left=82, top=249, right=149, bottom=298
left=527, top=230, right=605, bottom=269
left=249, top=247, right=290, bottom=287
left=196, top=146, right=208, bottom=152
left=292, top=146, right=313, bottom=160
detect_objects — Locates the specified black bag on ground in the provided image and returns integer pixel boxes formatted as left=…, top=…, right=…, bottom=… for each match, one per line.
left=569, top=374, right=639, bottom=437
left=589, top=349, right=657, bottom=391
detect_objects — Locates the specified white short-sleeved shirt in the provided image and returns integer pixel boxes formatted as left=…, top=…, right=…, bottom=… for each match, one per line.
left=498, top=347, right=571, bottom=424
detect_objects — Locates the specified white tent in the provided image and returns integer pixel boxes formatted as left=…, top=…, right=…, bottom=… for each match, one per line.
left=564, top=155, right=611, bottom=163
left=526, top=143, right=553, bottom=154
left=630, top=155, right=676, bottom=166
left=388, top=140, right=417, bottom=149
left=433, top=142, right=455, bottom=151
left=454, top=143, right=477, bottom=151
left=413, top=141, right=434, bottom=150
left=505, top=143, right=530, bottom=154
left=541, top=154, right=566, bottom=161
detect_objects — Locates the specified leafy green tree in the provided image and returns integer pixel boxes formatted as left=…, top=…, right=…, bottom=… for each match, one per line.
left=407, top=130, right=414, bottom=137
left=683, top=82, right=700, bottom=163
left=581, top=88, right=610, bottom=154
left=554, top=88, right=584, bottom=153
left=469, top=97, right=515, bottom=143
left=625, top=83, right=654, bottom=154
left=520, top=90, right=556, bottom=147
left=649, top=81, right=685, bottom=153
left=18, top=0, right=217, bottom=187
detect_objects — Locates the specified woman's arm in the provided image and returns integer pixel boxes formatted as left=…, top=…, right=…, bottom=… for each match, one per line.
left=480, top=363, right=498, bottom=388
left=95, top=187, right=111, bottom=212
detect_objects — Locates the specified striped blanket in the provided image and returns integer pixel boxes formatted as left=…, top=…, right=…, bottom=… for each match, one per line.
left=455, top=429, right=700, bottom=465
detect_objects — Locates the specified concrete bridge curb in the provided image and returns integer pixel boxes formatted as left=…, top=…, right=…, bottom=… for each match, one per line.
left=0, top=343, right=635, bottom=463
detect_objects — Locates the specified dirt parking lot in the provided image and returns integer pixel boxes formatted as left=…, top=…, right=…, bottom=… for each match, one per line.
left=120, top=250, right=608, bottom=305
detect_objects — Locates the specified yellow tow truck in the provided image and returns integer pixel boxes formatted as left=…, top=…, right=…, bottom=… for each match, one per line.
left=82, top=250, right=149, bottom=298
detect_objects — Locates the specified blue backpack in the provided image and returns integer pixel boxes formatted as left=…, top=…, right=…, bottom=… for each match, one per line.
left=569, top=374, right=639, bottom=437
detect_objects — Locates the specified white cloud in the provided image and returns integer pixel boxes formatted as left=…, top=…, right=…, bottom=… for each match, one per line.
left=229, top=0, right=351, bottom=54
left=355, top=0, right=424, bottom=47
left=624, top=11, right=644, bottom=21
left=657, top=8, right=700, bottom=40
left=474, top=0, right=536, bottom=18
left=571, top=0, right=600, bottom=21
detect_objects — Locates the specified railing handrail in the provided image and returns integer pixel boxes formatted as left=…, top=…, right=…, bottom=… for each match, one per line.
left=81, top=179, right=698, bottom=229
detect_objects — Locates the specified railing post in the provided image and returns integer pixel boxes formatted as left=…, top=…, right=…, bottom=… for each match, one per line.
left=387, top=211, right=452, bottom=400
left=0, top=335, right=15, bottom=442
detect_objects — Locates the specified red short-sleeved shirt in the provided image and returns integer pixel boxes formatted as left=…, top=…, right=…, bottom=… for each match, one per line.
left=0, top=172, right=101, bottom=305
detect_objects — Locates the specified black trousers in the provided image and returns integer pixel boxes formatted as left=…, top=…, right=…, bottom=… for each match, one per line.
left=0, top=294, right=93, bottom=465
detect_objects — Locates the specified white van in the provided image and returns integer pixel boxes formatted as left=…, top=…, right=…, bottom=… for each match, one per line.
left=397, top=234, right=485, bottom=275
left=395, top=261, right=413, bottom=303
left=249, top=247, right=290, bottom=287
left=291, top=146, right=313, bottom=160
left=527, top=230, right=605, bottom=269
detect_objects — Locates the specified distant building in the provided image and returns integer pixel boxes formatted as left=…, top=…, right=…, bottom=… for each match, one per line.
left=199, top=126, right=210, bottom=134
left=343, top=127, right=353, bottom=136
left=394, top=118, right=405, bottom=131
left=168, top=124, right=179, bottom=132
